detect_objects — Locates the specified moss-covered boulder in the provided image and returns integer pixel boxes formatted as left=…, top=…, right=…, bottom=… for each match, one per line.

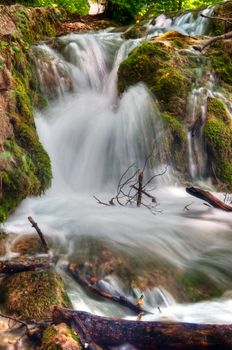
left=41, top=323, right=81, bottom=350
left=203, top=98, right=232, bottom=191
left=212, top=1, right=232, bottom=35
left=0, top=268, right=71, bottom=320
left=162, top=114, right=188, bottom=173
left=0, top=5, right=64, bottom=222
left=118, top=35, right=194, bottom=117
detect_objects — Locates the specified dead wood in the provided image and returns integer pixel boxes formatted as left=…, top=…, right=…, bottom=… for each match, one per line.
left=193, top=31, right=232, bottom=51
left=67, top=263, right=144, bottom=314
left=0, top=256, right=57, bottom=274
left=137, top=171, right=144, bottom=207
left=53, top=307, right=232, bottom=350
left=28, top=216, right=49, bottom=253
left=186, top=187, right=232, bottom=211
left=132, top=185, right=156, bottom=202
left=201, top=13, right=232, bottom=24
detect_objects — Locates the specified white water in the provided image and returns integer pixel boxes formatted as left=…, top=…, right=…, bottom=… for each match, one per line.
left=148, top=6, right=214, bottom=37
left=2, top=12, right=232, bottom=326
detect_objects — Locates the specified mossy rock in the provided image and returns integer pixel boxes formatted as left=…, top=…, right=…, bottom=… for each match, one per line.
left=181, top=269, right=222, bottom=302
left=162, top=114, right=188, bottom=173
left=118, top=38, right=193, bottom=117
left=208, top=49, right=232, bottom=85
left=0, top=269, right=71, bottom=321
left=203, top=101, right=232, bottom=191
left=11, top=234, right=44, bottom=255
left=212, top=1, right=232, bottom=35
left=123, top=23, right=149, bottom=39
left=41, top=323, right=81, bottom=350
left=0, top=231, right=7, bottom=256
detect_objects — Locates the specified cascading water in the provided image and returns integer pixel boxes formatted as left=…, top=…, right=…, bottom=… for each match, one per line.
left=148, top=6, right=214, bottom=36
left=2, top=13, right=232, bottom=326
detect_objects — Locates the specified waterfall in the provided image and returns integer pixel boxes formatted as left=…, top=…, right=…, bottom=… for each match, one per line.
left=148, top=6, right=213, bottom=36
left=33, top=33, right=165, bottom=193
left=3, top=16, right=232, bottom=325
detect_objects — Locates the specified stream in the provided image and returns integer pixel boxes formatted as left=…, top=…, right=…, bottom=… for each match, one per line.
left=2, top=8, right=232, bottom=325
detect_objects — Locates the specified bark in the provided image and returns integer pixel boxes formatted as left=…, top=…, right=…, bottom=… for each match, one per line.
left=193, top=31, right=232, bottom=51
left=186, top=187, right=232, bottom=211
left=132, top=185, right=156, bottom=202
left=28, top=216, right=49, bottom=253
left=67, top=263, right=144, bottom=314
left=0, top=256, right=56, bottom=274
left=137, top=171, right=144, bottom=207
left=53, top=307, right=232, bottom=350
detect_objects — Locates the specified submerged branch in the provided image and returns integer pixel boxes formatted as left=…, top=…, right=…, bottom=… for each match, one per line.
left=67, top=263, right=145, bottom=314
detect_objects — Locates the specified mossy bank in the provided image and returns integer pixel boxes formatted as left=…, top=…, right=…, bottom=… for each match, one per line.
left=117, top=28, right=232, bottom=190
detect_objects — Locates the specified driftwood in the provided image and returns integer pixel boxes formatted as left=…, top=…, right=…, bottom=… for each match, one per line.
left=53, top=307, right=232, bottom=350
left=193, top=31, right=232, bottom=51
left=186, top=187, right=232, bottom=211
left=28, top=216, right=49, bottom=253
left=67, top=263, right=144, bottom=314
left=0, top=256, right=57, bottom=274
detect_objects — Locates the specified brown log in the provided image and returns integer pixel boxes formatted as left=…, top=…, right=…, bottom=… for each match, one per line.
left=28, top=216, right=49, bottom=253
left=137, top=171, right=144, bottom=207
left=193, top=31, right=232, bottom=51
left=53, top=307, right=232, bottom=350
left=186, top=187, right=232, bottom=211
left=67, top=263, right=144, bottom=314
left=201, top=13, right=232, bottom=24
left=0, top=256, right=57, bottom=274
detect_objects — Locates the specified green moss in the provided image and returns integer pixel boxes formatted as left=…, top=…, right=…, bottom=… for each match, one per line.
left=0, top=269, right=72, bottom=321
left=162, top=114, right=188, bottom=172
left=42, top=324, right=81, bottom=350
left=181, top=269, right=222, bottom=302
left=118, top=40, right=192, bottom=116
left=203, top=117, right=232, bottom=191
left=207, top=98, right=231, bottom=125
left=210, top=50, right=232, bottom=85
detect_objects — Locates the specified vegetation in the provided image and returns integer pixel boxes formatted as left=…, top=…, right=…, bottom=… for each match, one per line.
left=0, top=0, right=90, bottom=14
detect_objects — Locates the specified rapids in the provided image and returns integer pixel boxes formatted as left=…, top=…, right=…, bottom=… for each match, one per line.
left=2, top=10, right=232, bottom=325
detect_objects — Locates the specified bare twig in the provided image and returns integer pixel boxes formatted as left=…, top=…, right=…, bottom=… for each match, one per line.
left=93, top=196, right=111, bottom=206
left=184, top=202, right=194, bottom=211
left=28, top=216, right=49, bottom=253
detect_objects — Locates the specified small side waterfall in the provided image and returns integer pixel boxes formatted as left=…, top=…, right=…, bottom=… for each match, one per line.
left=148, top=6, right=214, bottom=36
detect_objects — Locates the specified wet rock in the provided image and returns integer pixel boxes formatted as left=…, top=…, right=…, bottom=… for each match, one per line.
left=203, top=98, right=232, bottom=191
left=41, top=323, right=81, bottom=350
left=0, top=231, right=7, bottom=256
left=212, top=1, right=232, bottom=35
left=11, top=233, right=44, bottom=255
left=0, top=268, right=72, bottom=321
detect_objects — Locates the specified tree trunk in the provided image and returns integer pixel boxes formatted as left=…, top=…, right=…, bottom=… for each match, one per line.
left=53, top=308, right=232, bottom=350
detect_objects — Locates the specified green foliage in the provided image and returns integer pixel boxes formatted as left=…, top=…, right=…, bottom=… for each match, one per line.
left=3, top=0, right=89, bottom=14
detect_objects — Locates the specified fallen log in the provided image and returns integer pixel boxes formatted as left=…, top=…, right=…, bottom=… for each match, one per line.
left=186, top=187, right=232, bottom=211
left=193, top=31, right=232, bottom=51
left=0, top=256, right=57, bottom=274
left=53, top=307, right=232, bottom=350
left=67, top=263, right=144, bottom=314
